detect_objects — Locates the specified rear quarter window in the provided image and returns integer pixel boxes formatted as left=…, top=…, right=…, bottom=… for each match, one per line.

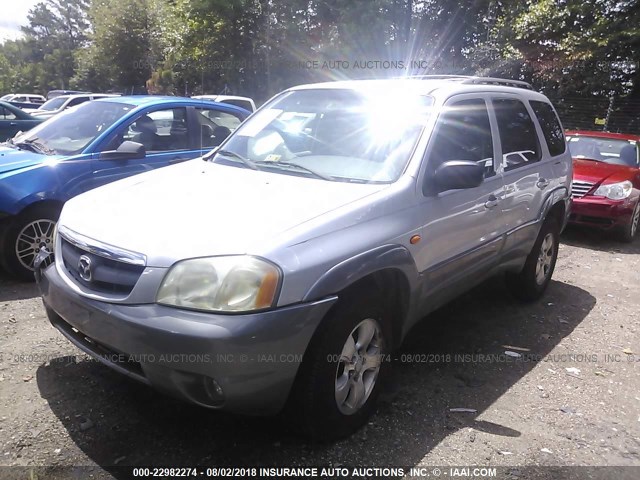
left=530, top=100, right=566, bottom=156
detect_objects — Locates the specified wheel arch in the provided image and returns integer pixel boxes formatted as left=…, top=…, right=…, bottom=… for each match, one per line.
left=303, top=244, right=419, bottom=349
left=539, top=186, right=569, bottom=230
left=16, top=199, right=65, bottom=219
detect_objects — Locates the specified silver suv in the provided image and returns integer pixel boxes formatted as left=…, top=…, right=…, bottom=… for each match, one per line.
left=37, top=76, right=572, bottom=440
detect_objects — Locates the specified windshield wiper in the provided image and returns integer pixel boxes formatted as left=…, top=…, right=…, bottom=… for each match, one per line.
left=256, top=160, right=335, bottom=181
left=14, top=138, right=55, bottom=155
left=208, top=149, right=334, bottom=181
left=210, top=149, right=259, bottom=170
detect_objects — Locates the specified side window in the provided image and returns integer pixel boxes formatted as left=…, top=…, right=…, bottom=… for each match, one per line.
left=221, top=99, right=253, bottom=112
left=67, top=97, right=88, bottom=108
left=493, top=98, right=541, bottom=171
left=1, top=107, right=16, bottom=120
left=428, top=98, right=495, bottom=177
left=530, top=100, right=566, bottom=156
left=196, top=108, right=243, bottom=147
left=105, top=108, right=189, bottom=153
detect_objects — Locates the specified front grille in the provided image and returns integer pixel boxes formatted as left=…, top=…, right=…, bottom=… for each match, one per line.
left=571, top=180, right=595, bottom=199
left=60, top=238, right=145, bottom=295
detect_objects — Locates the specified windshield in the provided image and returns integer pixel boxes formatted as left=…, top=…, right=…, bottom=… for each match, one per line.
left=13, top=101, right=133, bottom=155
left=38, top=96, right=68, bottom=111
left=567, top=136, right=638, bottom=167
left=214, top=88, right=433, bottom=183
left=1, top=94, right=12, bottom=101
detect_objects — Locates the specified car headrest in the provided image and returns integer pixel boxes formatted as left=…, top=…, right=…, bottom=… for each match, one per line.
left=619, top=144, right=637, bottom=167
left=135, top=115, right=156, bottom=134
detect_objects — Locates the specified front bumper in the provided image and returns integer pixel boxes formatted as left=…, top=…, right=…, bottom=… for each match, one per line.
left=39, top=262, right=337, bottom=415
left=568, top=196, right=636, bottom=230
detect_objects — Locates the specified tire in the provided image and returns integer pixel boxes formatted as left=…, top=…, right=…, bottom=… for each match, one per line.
left=618, top=201, right=640, bottom=243
left=288, top=284, right=391, bottom=441
left=506, top=217, right=560, bottom=302
left=1, top=205, right=60, bottom=281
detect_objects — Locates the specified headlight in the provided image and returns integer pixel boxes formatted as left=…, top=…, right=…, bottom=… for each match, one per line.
left=156, top=256, right=280, bottom=312
left=593, top=180, right=633, bottom=200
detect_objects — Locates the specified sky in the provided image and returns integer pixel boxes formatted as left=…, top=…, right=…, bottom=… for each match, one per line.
left=0, top=0, right=41, bottom=42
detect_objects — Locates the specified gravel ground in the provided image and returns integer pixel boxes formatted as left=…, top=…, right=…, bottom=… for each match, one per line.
left=0, top=226, right=639, bottom=479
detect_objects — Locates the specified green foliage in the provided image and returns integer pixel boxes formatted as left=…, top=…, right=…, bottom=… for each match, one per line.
left=0, top=0, right=638, bottom=102
left=72, top=0, right=172, bottom=93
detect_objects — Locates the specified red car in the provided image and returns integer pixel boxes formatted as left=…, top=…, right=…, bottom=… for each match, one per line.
left=566, top=131, right=640, bottom=242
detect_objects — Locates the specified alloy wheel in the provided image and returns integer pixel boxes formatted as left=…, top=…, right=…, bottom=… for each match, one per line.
left=535, top=232, right=555, bottom=285
left=335, top=318, right=383, bottom=415
left=15, top=219, right=56, bottom=272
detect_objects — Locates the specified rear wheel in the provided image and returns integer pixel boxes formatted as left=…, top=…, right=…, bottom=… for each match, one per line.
left=506, top=217, right=560, bottom=302
left=619, top=201, right=640, bottom=243
left=1, top=205, right=60, bottom=281
left=289, top=285, right=390, bottom=440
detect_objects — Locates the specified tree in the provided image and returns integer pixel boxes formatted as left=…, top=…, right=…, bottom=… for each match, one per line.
left=73, top=0, right=172, bottom=93
left=22, top=0, right=90, bottom=90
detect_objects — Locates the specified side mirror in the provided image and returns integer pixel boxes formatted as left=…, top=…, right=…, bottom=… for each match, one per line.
left=99, top=141, right=146, bottom=160
left=433, top=160, right=485, bottom=192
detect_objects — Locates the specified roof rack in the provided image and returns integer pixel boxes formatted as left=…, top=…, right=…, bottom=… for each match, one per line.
left=461, top=76, right=533, bottom=90
left=402, top=74, right=473, bottom=81
left=400, top=74, right=533, bottom=90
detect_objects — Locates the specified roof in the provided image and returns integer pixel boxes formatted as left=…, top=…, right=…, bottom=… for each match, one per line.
left=56, top=93, right=119, bottom=100
left=566, top=130, right=640, bottom=142
left=94, top=95, right=251, bottom=113
left=288, top=76, right=548, bottom=101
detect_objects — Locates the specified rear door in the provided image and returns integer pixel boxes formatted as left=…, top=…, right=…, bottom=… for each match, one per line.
left=490, top=95, right=556, bottom=256
left=414, top=95, right=506, bottom=296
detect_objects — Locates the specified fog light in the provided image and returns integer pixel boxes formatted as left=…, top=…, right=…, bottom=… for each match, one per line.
left=203, top=377, right=225, bottom=406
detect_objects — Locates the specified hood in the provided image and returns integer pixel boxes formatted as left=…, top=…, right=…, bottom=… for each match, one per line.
left=572, top=158, right=638, bottom=185
left=60, top=160, right=388, bottom=266
left=0, top=146, right=49, bottom=175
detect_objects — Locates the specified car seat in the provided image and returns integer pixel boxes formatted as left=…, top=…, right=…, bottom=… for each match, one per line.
left=618, top=144, right=637, bottom=167
left=212, top=126, right=231, bottom=146
left=132, top=115, right=159, bottom=151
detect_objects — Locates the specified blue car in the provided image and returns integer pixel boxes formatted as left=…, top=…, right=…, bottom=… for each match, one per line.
left=0, top=96, right=249, bottom=279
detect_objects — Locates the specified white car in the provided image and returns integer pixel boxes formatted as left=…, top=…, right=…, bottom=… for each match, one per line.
left=29, top=93, right=120, bottom=118
left=191, top=94, right=256, bottom=112
left=1, top=93, right=46, bottom=105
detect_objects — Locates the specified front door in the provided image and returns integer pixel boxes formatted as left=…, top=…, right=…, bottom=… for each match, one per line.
left=490, top=96, right=556, bottom=257
left=91, top=106, right=197, bottom=189
left=414, top=95, right=506, bottom=298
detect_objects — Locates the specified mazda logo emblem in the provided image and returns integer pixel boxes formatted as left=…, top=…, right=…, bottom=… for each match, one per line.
left=78, top=255, right=92, bottom=282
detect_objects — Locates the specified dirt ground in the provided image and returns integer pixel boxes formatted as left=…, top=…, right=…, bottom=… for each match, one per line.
left=0, top=226, right=638, bottom=479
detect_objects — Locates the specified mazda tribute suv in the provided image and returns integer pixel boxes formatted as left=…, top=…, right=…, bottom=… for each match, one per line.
left=37, top=76, right=572, bottom=440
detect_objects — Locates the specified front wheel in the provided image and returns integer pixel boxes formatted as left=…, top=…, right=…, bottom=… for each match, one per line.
left=618, top=201, right=640, bottom=243
left=288, top=286, right=390, bottom=440
left=1, top=205, right=60, bottom=281
left=506, top=218, right=560, bottom=302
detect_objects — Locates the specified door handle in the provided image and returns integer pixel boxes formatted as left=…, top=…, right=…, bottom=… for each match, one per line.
left=485, top=195, right=500, bottom=209
left=9, top=122, right=17, bottom=126
left=536, top=178, right=550, bottom=189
